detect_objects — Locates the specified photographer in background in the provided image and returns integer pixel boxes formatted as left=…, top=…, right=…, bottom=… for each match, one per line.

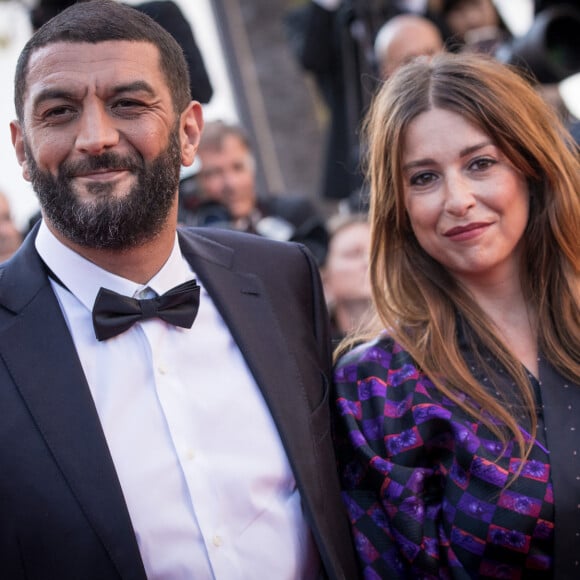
left=196, top=121, right=329, bottom=265
left=427, top=0, right=580, bottom=138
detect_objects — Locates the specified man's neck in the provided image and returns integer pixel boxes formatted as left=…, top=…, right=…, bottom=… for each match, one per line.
left=45, top=221, right=178, bottom=285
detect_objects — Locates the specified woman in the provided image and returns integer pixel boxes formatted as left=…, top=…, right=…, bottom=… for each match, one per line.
left=322, top=213, right=373, bottom=343
left=333, top=52, right=579, bottom=578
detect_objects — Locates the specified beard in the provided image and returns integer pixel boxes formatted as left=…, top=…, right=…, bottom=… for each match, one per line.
left=26, top=127, right=182, bottom=250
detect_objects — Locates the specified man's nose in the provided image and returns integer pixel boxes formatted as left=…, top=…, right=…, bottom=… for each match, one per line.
left=75, top=103, right=119, bottom=155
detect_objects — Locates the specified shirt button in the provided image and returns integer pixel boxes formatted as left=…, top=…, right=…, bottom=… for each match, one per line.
left=185, top=449, right=195, bottom=461
left=158, top=365, right=167, bottom=375
left=212, top=535, right=223, bottom=547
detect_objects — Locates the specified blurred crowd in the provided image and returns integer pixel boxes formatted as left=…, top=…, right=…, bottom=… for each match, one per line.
left=1, top=1, right=578, bottom=575
left=2, top=0, right=579, bottom=335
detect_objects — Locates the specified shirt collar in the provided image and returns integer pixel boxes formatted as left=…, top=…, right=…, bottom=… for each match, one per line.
left=35, top=220, right=195, bottom=311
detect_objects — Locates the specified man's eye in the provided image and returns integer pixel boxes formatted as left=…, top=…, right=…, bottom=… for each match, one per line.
left=110, top=100, right=148, bottom=118
left=113, top=100, right=145, bottom=111
left=44, top=106, right=73, bottom=119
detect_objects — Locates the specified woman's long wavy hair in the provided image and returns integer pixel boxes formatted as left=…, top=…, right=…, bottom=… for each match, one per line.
left=345, top=52, right=580, bottom=462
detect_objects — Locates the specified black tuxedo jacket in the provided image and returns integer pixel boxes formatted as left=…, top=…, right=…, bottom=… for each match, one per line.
left=0, top=226, right=358, bottom=579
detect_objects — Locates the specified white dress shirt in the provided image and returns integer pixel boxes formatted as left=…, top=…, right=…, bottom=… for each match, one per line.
left=35, top=222, right=320, bottom=579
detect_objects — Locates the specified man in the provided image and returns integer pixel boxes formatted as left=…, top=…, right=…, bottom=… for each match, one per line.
left=195, top=120, right=329, bottom=265
left=1, top=2, right=358, bottom=578
left=373, top=13, right=444, bottom=79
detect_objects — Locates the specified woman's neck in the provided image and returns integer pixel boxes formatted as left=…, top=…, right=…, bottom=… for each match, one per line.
left=466, top=277, right=538, bottom=378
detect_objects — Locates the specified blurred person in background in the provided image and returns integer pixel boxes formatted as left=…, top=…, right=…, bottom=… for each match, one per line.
left=196, top=120, right=329, bottom=265
left=427, top=0, right=512, bottom=54
left=321, top=213, right=372, bottom=344
left=287, top=0, right=445, bottom=207
left=0, top=192, right=22, bottom=262
left=344, top=11, right=445, bottom=213
left=333, top=52, right=579, bottom=578
left=177, top=157, right=232, bottom=228
left=374, top=13, right=444, bottom=79
left=428, top=0, right=580, bottom=141
left=285, top=0, right=402, bottom=202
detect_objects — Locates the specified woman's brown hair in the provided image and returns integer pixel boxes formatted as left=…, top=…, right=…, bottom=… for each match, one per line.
left=343, top=51, right=579, bottom=464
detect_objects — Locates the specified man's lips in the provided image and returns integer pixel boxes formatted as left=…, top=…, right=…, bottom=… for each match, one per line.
left=444, top=222, right=491, bottom=238
left=74, top=168, right=130, bottom=180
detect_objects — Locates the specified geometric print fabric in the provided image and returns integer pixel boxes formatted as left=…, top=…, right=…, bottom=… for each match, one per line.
left=334, top=336, right=554, bottom=578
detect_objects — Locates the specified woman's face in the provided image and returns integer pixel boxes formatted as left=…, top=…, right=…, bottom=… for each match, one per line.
left=323, top=221, right=371, bottom=305
left=401, top=107, right=529, bottom=289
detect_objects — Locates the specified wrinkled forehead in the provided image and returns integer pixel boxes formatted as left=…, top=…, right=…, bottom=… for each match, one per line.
left=22, top=40, right=164, bottom=108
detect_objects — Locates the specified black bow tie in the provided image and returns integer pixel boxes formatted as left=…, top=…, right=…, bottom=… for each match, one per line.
left=92, top=279, right=200, bottom=341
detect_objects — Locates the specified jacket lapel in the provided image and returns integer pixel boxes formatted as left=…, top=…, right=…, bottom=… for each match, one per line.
left=0, top=232, right=146, bottom=580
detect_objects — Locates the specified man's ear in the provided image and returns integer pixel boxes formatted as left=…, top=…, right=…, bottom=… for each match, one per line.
left=180, top=101, right=204, bottom=168
left=10, top=120, right=32, bottom=182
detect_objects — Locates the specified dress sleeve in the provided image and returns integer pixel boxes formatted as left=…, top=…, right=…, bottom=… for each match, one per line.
left=333, top=338, right=455, bottom=578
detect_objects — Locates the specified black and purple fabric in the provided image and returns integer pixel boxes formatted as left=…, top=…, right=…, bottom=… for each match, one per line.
left=333, top=334, right=562, bottom=579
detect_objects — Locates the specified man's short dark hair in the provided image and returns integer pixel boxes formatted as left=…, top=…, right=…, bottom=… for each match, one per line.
left=14, top=0, right=191, bottom=122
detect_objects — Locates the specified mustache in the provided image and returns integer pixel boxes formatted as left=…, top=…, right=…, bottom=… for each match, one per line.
left=59, top=152, right=143, bottom=178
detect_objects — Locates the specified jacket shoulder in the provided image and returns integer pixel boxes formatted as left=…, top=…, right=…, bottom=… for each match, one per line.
left=180, top=226, right=312, bottom=264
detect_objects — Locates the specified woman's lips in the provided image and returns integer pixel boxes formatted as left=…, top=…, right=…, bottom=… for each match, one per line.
left=444, top=222, right=491, bottom=241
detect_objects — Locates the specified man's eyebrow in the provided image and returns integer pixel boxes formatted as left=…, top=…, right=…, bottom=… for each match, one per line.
left=32, top=81, right=157, bottom=110
left=32, top=88, right=76, bottom=111
left=110, top=80, right=156, bottom=97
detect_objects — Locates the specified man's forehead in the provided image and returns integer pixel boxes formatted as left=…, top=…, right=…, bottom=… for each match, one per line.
left=29, top=39, right=159, bottom=65
left=26, top=40, right=162, bottom=83
left=23, top=40, right=165, bottom=104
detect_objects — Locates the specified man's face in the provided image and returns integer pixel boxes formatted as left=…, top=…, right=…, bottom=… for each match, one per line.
left=379, top=20, right=443, bottom=79
left=197, top=135, right=257, bottom=220
left=11, top=40, right=199, bottom=249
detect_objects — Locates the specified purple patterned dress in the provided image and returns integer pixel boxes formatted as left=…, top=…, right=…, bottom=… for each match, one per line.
left=333, top=334, right=556, bottom=579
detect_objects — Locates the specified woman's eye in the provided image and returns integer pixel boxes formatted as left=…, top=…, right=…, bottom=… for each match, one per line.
left=470, top=157, right=496, bottom=171
left=410, top=172, right=436, bottom=186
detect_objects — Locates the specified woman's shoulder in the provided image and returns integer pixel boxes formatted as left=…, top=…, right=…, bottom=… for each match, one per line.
left=334, top=331, right=420, bottom=380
